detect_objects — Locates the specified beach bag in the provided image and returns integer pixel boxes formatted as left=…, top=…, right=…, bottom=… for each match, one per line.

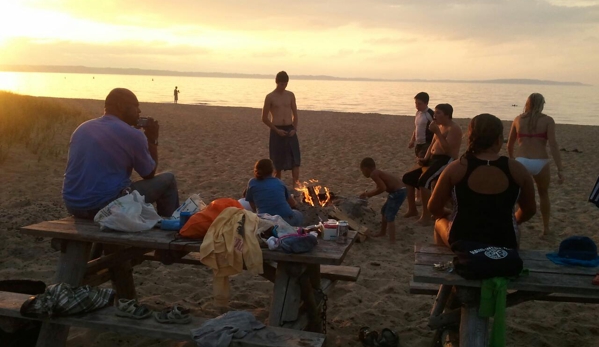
left=279, top=234, right=318, bottom=254
left=451, top=240, right=523, bottom=280
left=94, top=190, right=161, bottom=232
left=179, top=198, right=243, bottom=239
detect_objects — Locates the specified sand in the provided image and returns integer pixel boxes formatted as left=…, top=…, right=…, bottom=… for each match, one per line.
left=2, top=97, right=599, bottom=347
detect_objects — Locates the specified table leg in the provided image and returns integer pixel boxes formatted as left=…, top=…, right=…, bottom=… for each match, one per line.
left=269, top=262, right=305, bottom=326
left=103, top=245, right=137, bottom=300
left=457, top=287, right=489, bottom=347
left=35, top=240, right=92, bottom=347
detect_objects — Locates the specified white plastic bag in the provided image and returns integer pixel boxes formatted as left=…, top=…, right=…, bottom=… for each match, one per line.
left=171, top=193, right=206, bottom=219
left=94, top=191, right=161, bottom=232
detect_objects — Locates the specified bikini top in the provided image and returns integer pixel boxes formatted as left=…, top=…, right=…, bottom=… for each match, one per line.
left=517, top=132, right=547, bottom=139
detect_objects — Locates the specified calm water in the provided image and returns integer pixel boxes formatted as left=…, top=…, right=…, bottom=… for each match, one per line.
left=1, top=71, right=597, bottom=125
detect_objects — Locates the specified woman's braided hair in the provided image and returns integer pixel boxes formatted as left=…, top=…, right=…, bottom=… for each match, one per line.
left=254, top=159, right=274, bottom=180
left=463, top=113, right=504, bottom=159
left=522, top=93, right=545, bottom=133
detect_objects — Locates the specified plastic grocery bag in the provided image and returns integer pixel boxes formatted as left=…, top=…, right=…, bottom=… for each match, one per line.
left=256, top=213, right=297, bottom=237
left=94, top=191, right=161, bottom=232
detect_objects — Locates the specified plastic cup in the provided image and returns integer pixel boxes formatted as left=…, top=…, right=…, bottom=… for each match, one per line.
left=180, top=212, right=192, bottom=228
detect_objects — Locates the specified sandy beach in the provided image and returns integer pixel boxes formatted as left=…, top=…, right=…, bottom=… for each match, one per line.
left=2, top=97, right=599, bottom=347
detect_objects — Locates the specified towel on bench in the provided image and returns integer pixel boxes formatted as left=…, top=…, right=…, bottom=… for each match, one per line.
left=190, top=311, right=265, bottom=347
left=20, top=283, right=114, bottom=318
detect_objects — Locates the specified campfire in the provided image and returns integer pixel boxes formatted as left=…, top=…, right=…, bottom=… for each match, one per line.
left=295, top=179, right=333, bottom=207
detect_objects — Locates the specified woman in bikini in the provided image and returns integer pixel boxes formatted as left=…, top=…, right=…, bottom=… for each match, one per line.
left=507, top=93, right=565, bottom=235
left=429, top=114, right=536, bottom=248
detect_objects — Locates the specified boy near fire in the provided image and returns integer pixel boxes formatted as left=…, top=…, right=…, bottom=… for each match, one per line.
left=359, top=158, right=407, bottom=244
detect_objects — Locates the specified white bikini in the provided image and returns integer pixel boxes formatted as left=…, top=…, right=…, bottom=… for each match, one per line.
left=515, top=157, right=551, bottom=176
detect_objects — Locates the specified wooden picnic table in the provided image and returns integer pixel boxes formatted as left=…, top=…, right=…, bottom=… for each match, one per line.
left=413, top=244, right=599, bottom=347
left=19, top=217, right=358, bottom=347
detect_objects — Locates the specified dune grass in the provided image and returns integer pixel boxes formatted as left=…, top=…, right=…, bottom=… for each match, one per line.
left=0, top=91, right=90, bottom=164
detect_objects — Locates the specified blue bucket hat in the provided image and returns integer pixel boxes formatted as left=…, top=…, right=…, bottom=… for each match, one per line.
left=546, top=236, right=599, bottom=267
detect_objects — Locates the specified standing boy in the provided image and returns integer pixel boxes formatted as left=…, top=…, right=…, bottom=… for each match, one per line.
left=359, top=158, right=407, bottom=244
left=261, top=71, right=301, bottom=187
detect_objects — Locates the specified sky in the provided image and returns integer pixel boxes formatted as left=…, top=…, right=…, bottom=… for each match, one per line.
left=0, top=0, right=598, bottom=83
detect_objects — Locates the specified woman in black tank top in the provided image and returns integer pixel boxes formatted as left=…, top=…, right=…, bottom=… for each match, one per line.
left=428, top=114, right=537, bottom=249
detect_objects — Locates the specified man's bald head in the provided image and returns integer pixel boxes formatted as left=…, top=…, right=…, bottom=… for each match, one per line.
left=104, top=88, right=141, bottom=125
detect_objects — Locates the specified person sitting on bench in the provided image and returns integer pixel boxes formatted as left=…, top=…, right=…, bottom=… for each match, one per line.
left=427, top=113, right=536, bottom=248
left=62, top=88, right=179, bottom=219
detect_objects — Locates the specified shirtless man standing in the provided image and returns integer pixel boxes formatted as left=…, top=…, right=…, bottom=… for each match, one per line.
left=402, top=103, right=462, bottom=226
left=261, top=71, right=301, bottom=186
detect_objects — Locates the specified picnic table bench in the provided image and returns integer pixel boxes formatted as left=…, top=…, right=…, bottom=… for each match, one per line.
left=412, top=244, right=599, bottom=347
left=11, top=217, right=360, bottom=347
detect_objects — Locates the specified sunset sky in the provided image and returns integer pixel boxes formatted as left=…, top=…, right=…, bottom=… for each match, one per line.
left=1, top=0, right=598, bottom=83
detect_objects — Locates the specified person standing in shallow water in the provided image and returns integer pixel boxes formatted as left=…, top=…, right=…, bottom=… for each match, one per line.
left=261, top=71, right=301, bottom=187
left=174, top=86, right=180, bottom=103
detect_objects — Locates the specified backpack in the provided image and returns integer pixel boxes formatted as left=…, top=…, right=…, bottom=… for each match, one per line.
left=451, top=240, right=523, bottom=280
left=425, top=108, right=435, bottom=143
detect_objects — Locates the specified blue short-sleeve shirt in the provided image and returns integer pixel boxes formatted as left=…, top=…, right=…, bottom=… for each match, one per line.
left=245, top=177, right=293, bottom=218
left=62, top=115, right=156, bottom=210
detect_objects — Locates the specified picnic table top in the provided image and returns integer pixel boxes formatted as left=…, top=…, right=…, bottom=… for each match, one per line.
left=413, top=244, right=599, bottom=298
left=20, top=217, right=357, bottom=266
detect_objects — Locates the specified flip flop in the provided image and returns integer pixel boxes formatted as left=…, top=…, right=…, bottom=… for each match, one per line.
left=359, top=327, right=380, bottom=347
left=115, top=299, right=152, bottom=319
left=377, top=328, right=399, bottom=347
left=154, top=305, right=192, bottom=324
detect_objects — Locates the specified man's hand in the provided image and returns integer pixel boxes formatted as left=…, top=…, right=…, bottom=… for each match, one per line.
left=429, top=121, right=441, bottom=135
left=276, top=128, right=288, bottom=137
left=288, top=129, right=296, bottom=137
left=359, top=192, right=368, bottom=199
left=417, top=158, right=428, bottom=167
left=143, top=117, right=159, bottom=141
left=408, top=140, right=415, bottom=149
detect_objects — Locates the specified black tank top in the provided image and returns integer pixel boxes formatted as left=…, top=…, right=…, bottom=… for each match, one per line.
left=448, top=156, right=521, bottom=249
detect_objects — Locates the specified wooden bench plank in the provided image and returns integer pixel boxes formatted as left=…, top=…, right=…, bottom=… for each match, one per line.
left=320, top=265, right=360, bottom=282
left=0, top=291, right=325, bottom=347
left=416, top=244, right=558, bottom=261
left=414, top=251, right=598, bottom=276
left=21, top=219, right=357, bottom=266
left=409, top=281, right=599, bottom=304
left=413, top=264, right=599, bottom=297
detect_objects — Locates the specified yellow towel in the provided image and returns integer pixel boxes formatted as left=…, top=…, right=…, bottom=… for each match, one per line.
left=199, top=207, right=264, bottom=306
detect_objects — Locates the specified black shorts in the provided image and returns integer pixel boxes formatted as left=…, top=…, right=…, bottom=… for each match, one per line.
left=402, top=155, right=452, bottom=189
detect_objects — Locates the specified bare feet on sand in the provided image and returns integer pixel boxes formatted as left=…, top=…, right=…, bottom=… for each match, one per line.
left=404, top=210, right=418, bottom=218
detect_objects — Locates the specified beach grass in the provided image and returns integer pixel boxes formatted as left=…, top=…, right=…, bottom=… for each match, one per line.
left=0, top=91, right=87, bottom=163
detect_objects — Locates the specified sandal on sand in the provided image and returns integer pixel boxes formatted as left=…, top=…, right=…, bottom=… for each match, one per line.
left=359, top=327, right=380, bottom=347
left=377, top=328, right=399, bottom=347
left=154, top=305, right=192, bottom=324
left=115, top=299, right=152, bottom=319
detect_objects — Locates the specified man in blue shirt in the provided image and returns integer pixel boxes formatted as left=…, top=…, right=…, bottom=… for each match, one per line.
left=62, top=88, right=179, bottom=219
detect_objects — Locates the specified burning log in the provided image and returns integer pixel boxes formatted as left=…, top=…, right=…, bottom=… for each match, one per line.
left=295, top=180, right=333, bottom=207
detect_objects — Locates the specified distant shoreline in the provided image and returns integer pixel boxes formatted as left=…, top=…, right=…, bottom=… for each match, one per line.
left=0, top=64, right=590, bottom=87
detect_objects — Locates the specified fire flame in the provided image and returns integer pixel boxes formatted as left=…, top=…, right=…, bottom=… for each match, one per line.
left=295, top=180, right=331, bottom=207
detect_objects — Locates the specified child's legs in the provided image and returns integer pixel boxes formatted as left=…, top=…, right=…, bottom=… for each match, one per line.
left=386, top=218, right=396, bottom=243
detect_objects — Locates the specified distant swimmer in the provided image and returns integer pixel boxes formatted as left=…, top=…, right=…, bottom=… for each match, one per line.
left=174, top=86, right=180, bottom=103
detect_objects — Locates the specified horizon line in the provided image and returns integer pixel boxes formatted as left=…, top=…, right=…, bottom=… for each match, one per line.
left=0, top=64, right=591, bottom=87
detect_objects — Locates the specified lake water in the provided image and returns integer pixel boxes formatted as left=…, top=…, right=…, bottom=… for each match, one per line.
left=1, top=71, right=597, bottom=125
